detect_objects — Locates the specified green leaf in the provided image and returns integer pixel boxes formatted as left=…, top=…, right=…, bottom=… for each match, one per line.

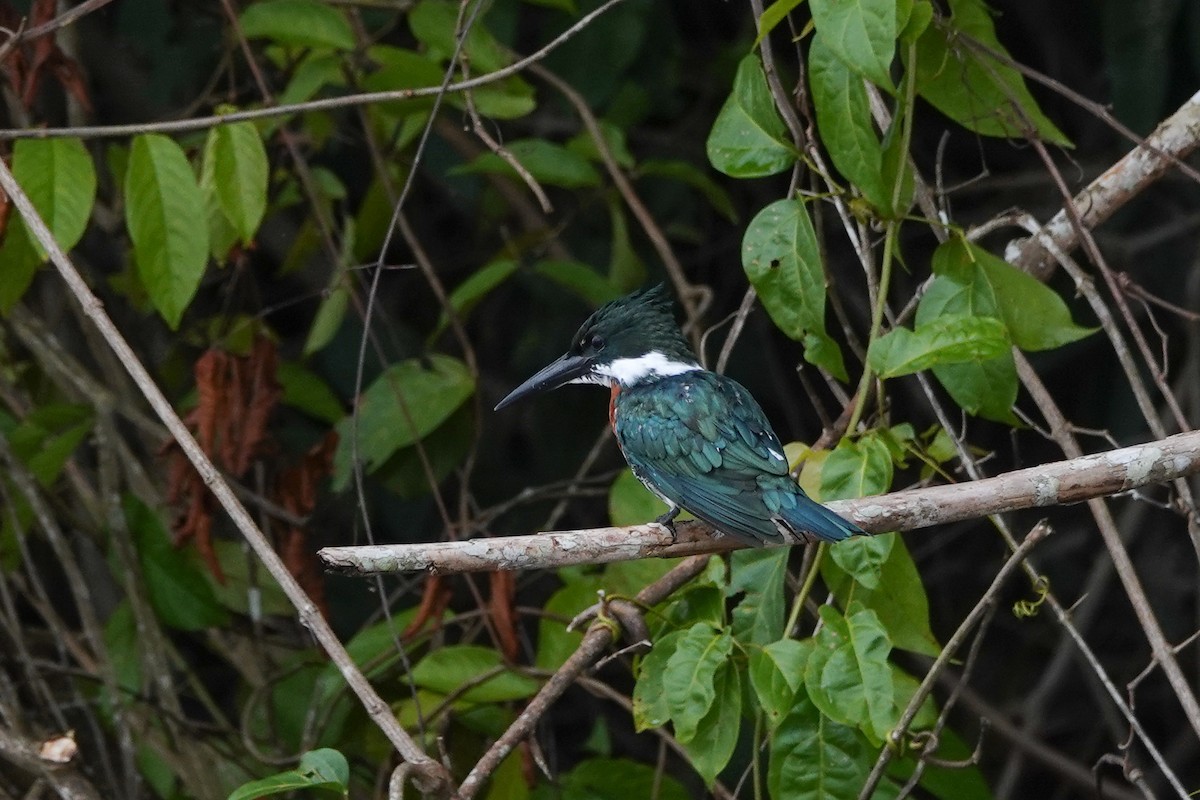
left=908, top=0, right=1070, bottom=145
left=804, top=603, right=895, bottom=743
left=830, top=532, right=895, bottom=591
left=637, top=158, right=738, bottom=222
left=633, top=629, right=684, bottom=731
left=432, top=259, right=521, bottom=340
left=303, top=280, right=349, bottom=356
left=567, top=120, right=635, bottom=169
left=537, top=579, right=602, bottom=671
left=730, top=548, right=789, bottom=645
left=608, top=468, right=667, bottom=526
left=203, top=122, right=268, bottom=244
left=606, top=200, right=646, bottom=293
left=238, top=0, right=354, bottom=50
left=821, top=434, right=893, bottom=500
left=126, top=134, right=209, bottom=329
left=0, top=137, right=96, bottom=311
left=331, top=355, right=474, bottom=490
left=810, top=0, right=897, bottom=90
left=277, top=362, right=343, bottom=424
left=823, top=536, right=939, bottom=655
left=375, top=403, right=474, bottom=499
left=755, top=0, right=806, bottom=45
left=749, top=638, right=810, bottom=729
left=411, top=645, right=539, bottom=703
left=683, top=660, right=741, bottom=785
left=867, top=314, right=1011, bottom=377
left=663, top=623, right=733, bottom=743
left=544, top=758, right=690, bottom=800
left=899, top=0, right=934, bottom=42
left=123, top=495, right=229, bottom=631
left=227, top=748, right=349, bottom=800
left=6, top=404, right=93, bottom=487
left=930, top=238, right=1095, bottom=351
left=742, top=198, right=847, bottom=380
left=809, top=32, right=889, bottom=210
left=768, top=693, right=872, bottom=800
left=456, top=139, right=600, bottom=188
left=534, top=260, right=622, bottom=306
left=706, top=54, right=795, bottom=178
left=932, top=352, right=1020, bottom=423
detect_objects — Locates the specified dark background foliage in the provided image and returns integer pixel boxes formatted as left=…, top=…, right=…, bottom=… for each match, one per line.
left=1, top=0, right=1199, bottom=798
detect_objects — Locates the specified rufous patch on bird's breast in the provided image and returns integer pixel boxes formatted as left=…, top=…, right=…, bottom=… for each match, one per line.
left=608, top=383, right=621, bottom=430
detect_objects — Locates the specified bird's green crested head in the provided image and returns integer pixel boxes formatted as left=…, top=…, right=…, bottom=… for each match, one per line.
left=494, top=283, right=700, bottom=410
left=568, top=283, right=698, bottom=379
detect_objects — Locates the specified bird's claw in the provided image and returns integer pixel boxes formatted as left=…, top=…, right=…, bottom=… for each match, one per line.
left=655, top=507, right=681, bottom=543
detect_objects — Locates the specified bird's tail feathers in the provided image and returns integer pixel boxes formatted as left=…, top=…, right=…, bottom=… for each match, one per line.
left=775, top=499, right=864, bottom=544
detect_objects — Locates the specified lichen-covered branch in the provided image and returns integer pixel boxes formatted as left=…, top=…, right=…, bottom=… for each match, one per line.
left=320, top=429, right=1200, bottom=576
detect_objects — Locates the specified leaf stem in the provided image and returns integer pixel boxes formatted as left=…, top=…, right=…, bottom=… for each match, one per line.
left=847, top=221, right=897, bottom=433
left=784, top=542, right=826, bottom=636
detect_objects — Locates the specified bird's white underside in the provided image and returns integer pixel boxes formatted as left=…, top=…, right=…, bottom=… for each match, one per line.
left=571, top=350, right=700, bottom=387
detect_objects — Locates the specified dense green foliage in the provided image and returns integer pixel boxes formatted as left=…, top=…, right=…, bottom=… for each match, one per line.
left=1, top=1, right=1199, bottom=799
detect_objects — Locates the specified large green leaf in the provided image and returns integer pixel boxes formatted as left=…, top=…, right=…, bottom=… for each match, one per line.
left=411, top=645, right=539, bottom=703
left=407, top=0, right=537, bottom=119
left=929, top=238, right=1095, bottom=351
left=730, top=548, right=789, bottom=645
left=540, top=758, right=690, bottom=800
left=823, top=536, right=940, bottom=656
left=608, top=468, right=668, bottom=526
left=706, top=54, right=795, bottom=178
left=534, top=260, right=622, bottom=306
left=637, top=158, right=738, bottom=222
left=6, top=403, right=94, bottom=487
left=456, top=139, right=601, bottom=188
left=683, top=660, right=742, bottom=785
left=821, top=434, right=893, bottom=501
left=831, top=532, right=895, bottom=592
left=867, top=314, right=1011, bottom=377
left=239, top=0, right=354, bottom=50
left=435, top=259, right=521, bottom=339
left=916, top=247, right=1029, bottom=422
left=742, top=198, right=847, bottom=379
left=227, top=749, right=349, bottom=800
left=663, top=623, right=733, bottom=743
left=633, top=628, right=684, bottom=731
left=0, top=137, right=96, bottom=311
left=123, top=495, right=229, bottom=631
left=749, top=638, right=811, bottom=729
left=908, top=0, right=1070, bottom=145
left=202, top=122, right=268, bottom=244
left=331, top=354, right=474, bottom=489
left=768, top=693, right=873, bottom=800
left=810, top=0, right=897, bottom=90
left=126, top=134, right=209, bottom=329
left=809, top=32, right=888, bottom=211
left=804, top=603, right=895, bottom=743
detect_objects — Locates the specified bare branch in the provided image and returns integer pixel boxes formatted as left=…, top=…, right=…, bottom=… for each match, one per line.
left=1004, top=89, right=1200, bottom=278
left=319, top=429, right=1200, bottom=575
left=0, top=152, right=453, bottom=794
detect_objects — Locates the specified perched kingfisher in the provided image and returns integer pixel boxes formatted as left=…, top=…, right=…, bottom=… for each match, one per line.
left=495, top=284, right=864, bottom=546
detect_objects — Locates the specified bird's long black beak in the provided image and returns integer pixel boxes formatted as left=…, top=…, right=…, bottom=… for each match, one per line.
left=494, top=352, right=590, bottom=411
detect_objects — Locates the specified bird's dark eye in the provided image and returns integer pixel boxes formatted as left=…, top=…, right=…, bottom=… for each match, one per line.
left=589, top=334, right=606, bottom=351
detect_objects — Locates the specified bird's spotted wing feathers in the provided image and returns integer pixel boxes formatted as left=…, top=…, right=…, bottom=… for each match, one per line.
left=615, top=372, right=858, bottom=545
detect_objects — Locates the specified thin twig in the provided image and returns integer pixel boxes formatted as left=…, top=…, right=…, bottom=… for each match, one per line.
left=0, top=155, right=452, bottom=794
left=0, top=0, right=632, bottom=141
left=320, top=429, right=1200, bottom=574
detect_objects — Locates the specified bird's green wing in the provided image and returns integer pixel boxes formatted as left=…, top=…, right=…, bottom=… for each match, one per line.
left=615, top=372, right=791, bottom=544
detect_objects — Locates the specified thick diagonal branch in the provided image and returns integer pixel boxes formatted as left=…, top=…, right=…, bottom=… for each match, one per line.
left=320, top=429, right=1200, bottom=575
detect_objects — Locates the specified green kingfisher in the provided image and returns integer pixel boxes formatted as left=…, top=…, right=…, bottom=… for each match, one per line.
left=495, top=284, right=864, bottom=546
